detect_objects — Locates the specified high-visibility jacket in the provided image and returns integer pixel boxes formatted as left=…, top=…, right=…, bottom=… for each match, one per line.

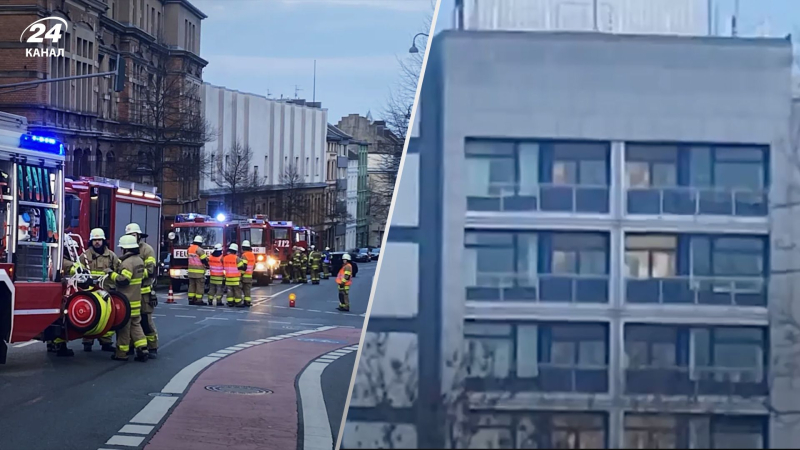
left=336, top=262, right=352, bottom=288
left=71, top=246, right=119, bottom=291
left=113, top=253, right=145, bottom=317
left=309, top=251, right=322, bottom=269
left=242, top=251, right=255, bottom=281
left=208, top=253, right=224, bottom=284
left=139, top=241, right=156, bottom=295
left=187, top=244, right=208, bottom=279
left=223, top=253, right=246, bottom=286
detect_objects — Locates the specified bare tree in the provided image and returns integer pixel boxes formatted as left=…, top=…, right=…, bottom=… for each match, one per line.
left=213, top=140, right=262, bottom=214
left=280, top=163, right=305, bottom=222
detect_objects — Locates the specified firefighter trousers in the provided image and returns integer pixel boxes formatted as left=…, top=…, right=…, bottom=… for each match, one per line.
left=282, top=264, right=291, bottom=283
left=311, top=265, right=320, bottom=283
left=226, top=283, right=243, bottom=306
left=338, top=285, right=350, bottom=311
left=188, top=277, right=205, bottom=303
left=322, top=263, right=330, bottom=279
left=242, top=279, right=253, bottom=305
left=295, top=266, right=307, bottom=283
left=208, top=282, right=224, bottom=305
left=116, top=314, right=147, bottom=358
left=82, top=331, right=114, bottom=346
left=141, top=294, right=158, bottom=350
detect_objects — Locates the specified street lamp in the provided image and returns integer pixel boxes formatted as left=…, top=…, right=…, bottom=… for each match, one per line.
left=409, top=33, right=429, bottom=54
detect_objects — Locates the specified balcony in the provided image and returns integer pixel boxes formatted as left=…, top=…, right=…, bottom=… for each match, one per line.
left=467, top=183, right=609, bottom=214
left=467, top=273, right=609, bottom=303
left=626, top=365, right=767, bottom=397
left=627, top=186, right=768, bottom=217
left=466, top=363, right=609, bottom=393
left=625, top=276, right=766, bottom=307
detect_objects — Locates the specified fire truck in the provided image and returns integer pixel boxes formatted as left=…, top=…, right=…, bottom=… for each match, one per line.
left=237, top=215, right=276, bottom=285
left=0, top=112, right=130, bottom=364
left=166, top=213, right=238, bottom=290
left=65, top=177, right=161, bottom=255
left=269, top=220, right=294, bottom=281
left=293, top=225, right=318, bottom=250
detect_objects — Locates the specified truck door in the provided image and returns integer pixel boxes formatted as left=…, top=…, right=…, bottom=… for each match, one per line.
left=89, top=186, right=112, bottom=240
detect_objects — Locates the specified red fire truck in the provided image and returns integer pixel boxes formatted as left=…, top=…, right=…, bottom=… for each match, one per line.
left=293, top=225, right=318, bottom=250
left=166, top=213, right=238, bottom=290
left=237, top=215, right=276, bottom=285
left=65, top=177, right=161, bottom=255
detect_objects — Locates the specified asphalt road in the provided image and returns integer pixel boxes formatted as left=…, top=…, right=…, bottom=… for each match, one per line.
left=0, top=263, right=375, bottom=450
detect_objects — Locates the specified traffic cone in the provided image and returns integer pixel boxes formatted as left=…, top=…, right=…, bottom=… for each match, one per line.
left=289, top=293, right=296, bottom=308
left=167, top=285, right=175, bottom=304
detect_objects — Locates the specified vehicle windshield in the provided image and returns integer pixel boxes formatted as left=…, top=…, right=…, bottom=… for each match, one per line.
left=295, top=231, right=307, bottom=243
left=359, top=248, right=369, bottom=253
left=373, top=248, right=380, bottom=254
left=246, top=228, right=267, bottom=246
left=273, top=228, right=289, bottom=240
left=173, top=226, right=224, bottom=248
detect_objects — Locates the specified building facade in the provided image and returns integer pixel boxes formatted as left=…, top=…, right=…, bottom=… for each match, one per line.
left=326, top=124, right=351, bottom=250
left=200, top=83, right=328, bottom=228
left=344, top=31, right=796, bottom=449
left=346, top=149, right=358, bottom=250
left=356, top=140, right=370, bottom=247
left=0, top=0, right=208, bottom=228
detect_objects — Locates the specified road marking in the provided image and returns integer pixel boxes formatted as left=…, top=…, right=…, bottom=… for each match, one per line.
left=208, top=352, right=228, bottom=358
left=324, top=311, right=337, bottom=314
left=300, top=323, right=324, bottom=326
left=237, top=319, right=259, bottom=322
left=171, top=307, right=188, bottom=310
left=162, top=356, right=220, bottom=395
left=106, top=435, right=145, bottom=447
left=268, top=320, right=291, bottom=324
left=119, top=424, right=153, bottom=435
left=215, top=349, right=236, bottom=354
left=273, top=305, right=287, bottom=308
left=299, top=361, right=335, bottom=450
left=317, top=357, right=338, bottom=363
left=224, top=346, right=243, bottom=352
left=199, top=307, right=216, bottom=311
left=130, top=396, right=179, bottom=425
left=152, top=314, right=167, bottom=317
left=13, top=340, right=39, bottom=348
left=267, top=284, right=302, bottom=298
left=308, top=309, right=321, bottom=313
left=206, top=317, right=228, bottom=321
left=252, top=311, right=269, bottom=315
left=175, top=315, right=196, bottom=319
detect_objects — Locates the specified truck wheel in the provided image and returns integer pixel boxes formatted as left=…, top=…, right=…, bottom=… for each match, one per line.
left=65, top=291, right=102, bottom=334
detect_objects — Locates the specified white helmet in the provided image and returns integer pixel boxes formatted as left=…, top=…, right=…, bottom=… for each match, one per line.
left=242, top=240, right=251, bottom=248
left=119, top=234, right=139, bottom=249
left=125, top=223, right=143, bottom=235
left=342, top=253, right=352, bottom=261
left=229, top=243, right=239, bottom=252
left=89, top=228, right=106, bottom=240
left=193, top=235, right=204, bottom=244
left=214, top=243, right=223, bottom=251
left=325, top=247, right=330, bottom=251
left=310, top=245, right=315, bottom=250
left=300, top=247, right=306, bottom=252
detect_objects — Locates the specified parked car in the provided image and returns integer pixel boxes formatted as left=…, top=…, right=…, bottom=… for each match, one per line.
left=330, top=252, right=359, bottom=278
left=354, top=247, right=371, bottom=262
left=371, top=247, right=380, bottom=261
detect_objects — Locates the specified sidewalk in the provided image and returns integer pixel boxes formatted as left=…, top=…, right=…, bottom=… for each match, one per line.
left=143, top=327, right=361, bottom=450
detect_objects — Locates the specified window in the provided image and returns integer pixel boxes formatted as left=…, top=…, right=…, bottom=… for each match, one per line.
left=691, top=236, right=765, bottom=277
left=551, top=233, right=607, bottom=275
left=625, top=235, right=677, bottom=278
left=264, top=156, right=268, bottom=179
left=470, top=413, right=607, bottom=449
left=253, top=166, right=258, bottom=184
left=552, top=143, right=608, bottom=185
left=306, top=157, right=310, bottom=176
left=625, top=415, right=765, bottom=449
left=690, top=327, right=764, bottom=383
left=625, top=415, right=679, bottom=449
left=543, top=324, right=607, bottom=368
left=625, top=145, right=678, bottom=188
left=625, top=325, right=678, bottom=369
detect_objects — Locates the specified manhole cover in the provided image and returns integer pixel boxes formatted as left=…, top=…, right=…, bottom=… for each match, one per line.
left=149, top=392, right=178, bottom=397
left=205, top=385, right=272, bottom=395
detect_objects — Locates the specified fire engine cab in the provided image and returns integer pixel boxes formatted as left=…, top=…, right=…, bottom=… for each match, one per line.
left=269, top=220, right=294, bottom=281
left=237, top=215, right=276, bottom=285
left=167, top=213, right=238, bottom=290
left=293, top=225, right=317, bottom=250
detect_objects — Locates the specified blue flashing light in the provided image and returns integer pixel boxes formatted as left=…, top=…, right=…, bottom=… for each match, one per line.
left=19, top=134, right=64, bottom=156
left=216, top=213, right=226, bottom=222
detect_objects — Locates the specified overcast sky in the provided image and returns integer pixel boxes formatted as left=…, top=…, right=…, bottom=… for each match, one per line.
left=193, top=0, right=433, bottom=123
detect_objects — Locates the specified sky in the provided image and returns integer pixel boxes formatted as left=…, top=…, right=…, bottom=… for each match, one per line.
left=192, top=0, right=434, bottom=123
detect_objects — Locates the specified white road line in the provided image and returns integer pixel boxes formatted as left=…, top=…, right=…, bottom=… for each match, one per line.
left=307, top=309, right=321, bottom=313
left=215, top=349, right=236, bottom=354
left=300, top=323, right=324, bottom=326
left=161, top=356, right=219, bottom=395
left=208, top=352, right=228, bottom=358
left=119, top=424, right=154, bottom=435
left=324, top=311, right=337, bottom=314
left=106, top=435, right=145, bottom=447
left=316, top=357, right=337, bottom=363
left=175, top=315, right=196, bottom=319
left=171, top=307, right=188, bottom=310
left=13, top=340, right=39, bottom=348
left=152, top=314, right=166, bottom=317
left=273, top=305, right=287, bottom=308
left=299, top=361, right=334, bottom=450
left=252, top=311, right=269, bottom=315
left=268, top=320, right=291, bottom=324
left=130, top=396, right=179, bottom=425
left=206, top=317, right=228, bottom=320
left=268, top=284, right=302, bottom=298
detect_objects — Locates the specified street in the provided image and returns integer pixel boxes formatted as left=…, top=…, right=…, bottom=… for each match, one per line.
left=0, top=264, right=374, bottom=450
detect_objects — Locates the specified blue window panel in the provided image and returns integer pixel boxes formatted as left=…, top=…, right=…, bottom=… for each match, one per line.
left=627, top=190, right=661, bottom=214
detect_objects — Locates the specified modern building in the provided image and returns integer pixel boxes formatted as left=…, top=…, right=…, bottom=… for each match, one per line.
left=344, top=31, right=796, bottom=449
left=346, top=148, right=359, bottom=250
left=200, top=83, right=328, bottom=227
left=456, top=0, right=711, bottom=35
left=356, top=140, right=371, bottom=247
left=325, top=124, right=351, bottom=250
left=0, top=0, right=208, bottom=227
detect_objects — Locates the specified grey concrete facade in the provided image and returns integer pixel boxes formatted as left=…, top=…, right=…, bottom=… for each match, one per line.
left=343, top=31, right=795, bottom=449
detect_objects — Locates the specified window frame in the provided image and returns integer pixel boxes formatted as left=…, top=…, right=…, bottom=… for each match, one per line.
left=689, top=326, right=766, bottom=383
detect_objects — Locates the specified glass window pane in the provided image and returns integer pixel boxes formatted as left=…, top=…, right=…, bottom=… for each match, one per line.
left=517, top=234, right=538, bottom=279
left=627, top=145, right=678, bottom=162
left=626, top=235, right=677, bottom=250
left=466, top=140, right=514, bottom=156
left=519, top=143, right=539, bottom=195
left=692, top=329, right=711, bottom=367
left=466, top=232, right=515, bottom=246
left=715, top=163, right=763, bottom=190
left=551, top=341, right=576, bottom=365
left=465, top=322, right=513, bottom=336
left=651, top=251, right=676, bottom=277
left=476, top=248, right=514, bottom=274
left=715, top=147, right=764, bottom=162
left=625, top=341, right=648, bottom=367
left=691, top=237, right=711, bottom=276
left=652, top=342, right=676, bottom=367
left=626, top=161, right=650, bottom=188
left=579, top=160, right=607, bottom=185
left=579, top=430, right=606, bottom=449
left=489, top=158, right=516, bottom=186
left=466, top=338, right=512, bottom=379
left=712, top=253, right=762, bottom=276
left=652, top=163, right=677, bottom=187
left=553, top=251, right=577, bottom=274
left=516, top=325, right=539, bottom=377
left=715, top=327, right=763, bottom=342
left=715, top=238, right=763, bottom=252
left=466, top=158, right=492, bottom=197
left=625, top=251, right=650, bottom=278
left=691, top=147, right=712, bottom=188
left=553, top=161, right=577, bottom=184
left=579, top=250, right=606, bottom=275
left=712, top=432, right=763, bottom=449
left=578, top=341, right=606, bottom=366
left=553, top=233, right=606, bottom=250
left=714, top=343, right=759, bottom=369
left=464, top=247, right=478, bottom=286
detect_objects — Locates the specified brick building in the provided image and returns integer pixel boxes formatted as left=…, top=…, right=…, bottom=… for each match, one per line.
left=0, top=0, right=208, bottom=228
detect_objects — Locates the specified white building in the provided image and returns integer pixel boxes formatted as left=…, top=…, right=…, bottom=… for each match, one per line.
left=459, top=0, right=711, bottom=36
left=346, top=148, right=359, bottom=250
left=200, top=83, right=328, bottom=198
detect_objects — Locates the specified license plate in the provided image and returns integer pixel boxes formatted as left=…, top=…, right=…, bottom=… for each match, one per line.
left=173, top=249, right=188, bottom=258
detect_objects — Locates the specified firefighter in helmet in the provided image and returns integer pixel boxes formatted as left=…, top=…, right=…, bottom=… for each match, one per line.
left=112, top=234, right=148, bottom=362
left=208, top=243, right=225, bottom=306
left=308, top=245, right=322, bottom=285
left=223, top=243, right=246, bottom=307
left=290, top=246, right=302, bottom=283
left=322, top=246, right=332, bottom=280
left=187, top=235, right=209, bottom=305
left=75, top=228, right=119, bottom=353
left=297, top=247, right=308, bottom=284
left=337, top=253, right=353, bottom=311
left=241, top=240, right=255, bottom=307
left=126, top=223, right=159, bottom=358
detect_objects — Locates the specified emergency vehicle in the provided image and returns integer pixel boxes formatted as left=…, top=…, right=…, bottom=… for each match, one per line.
left=0, top=112, right=129, bottom=364
left=65, top=177, right=161, bottom=255
left=269, top=220, right=294, bottom=281
left=167, top=213, right=238, bottom=290
left=237, top=215, right=277, bottom=285
left=293, top=225, right=318, bottom=250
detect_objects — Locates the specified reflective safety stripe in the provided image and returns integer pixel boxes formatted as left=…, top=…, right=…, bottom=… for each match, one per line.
left=141, top=286, right=152, bottom=294
left=133, top=338, right=147, bottom=348
left=121, top=269, right=133, bottom=278
left=90, top=270, right=105, bottom=276
left=118, top=344, right=130, bottom=351
left=130, top=278, right=142, bottom=285
left=130, top=301, right=141, bottom=309
left=188, top=268, right=206, bottom=274
left=199, top=254, right=208, bottom=260
left=143, top=269, right=149, bottom=278
left=111, top=272, right=119, bottom=281
left=146, top=335, right=157, bottom=341
left=144, top=257, right=157, bottom=265
left=243, top=274, right=253, bottom=279
left=225, top=278, right=241, bottom=286
left=103, top=331, right=115, bottom=338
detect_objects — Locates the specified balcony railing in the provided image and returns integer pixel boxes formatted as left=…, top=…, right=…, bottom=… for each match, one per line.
left=466, top=364, right=609, bottom=394
left=467, top=183, right=609, bottom=214
left=625, top=365, right=767, bottom=397
left=467, top=272, right=609, bottom=303
left=625, top=276, right=766, bottom=307
left=627, top=186, right=768, bottom=217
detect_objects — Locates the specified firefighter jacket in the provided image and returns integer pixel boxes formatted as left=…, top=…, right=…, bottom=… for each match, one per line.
left=71, top=245, right=120, bottom=291
left=113, top=252, right=145, bottom=317
left=208, top=251, right=224, bottom=284
left=139, top=241, right=157, bottom=295
left=337, top=262, right=353, bottom=288
left=223, top=253, right=246, bottom=286
left=188, top=243, right=208, bottom=279
left=242, top=250, right=255, bottom=282
left=309, top=250, right=322, bottom=269
left=291, top=250, right=303, bottom=268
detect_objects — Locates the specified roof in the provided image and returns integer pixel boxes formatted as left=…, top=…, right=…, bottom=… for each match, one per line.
left=327, top=123, right=353, bottom=142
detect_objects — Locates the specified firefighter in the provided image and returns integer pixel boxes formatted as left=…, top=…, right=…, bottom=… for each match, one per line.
left=322, top=246, right=332, bottom=280
left=187, top=235, right=209, bottom=305
left=308, top=245, right=322, bottom=285
left=241, top=240, right=255, bottom=307
left=290, top=246, right=302, bottom=283
left=223, top=243, right=246, bottom=307
left=337, top=253, right=353, bottom=312
left=75, top=228, right=118, bottom=353
left=208, top=244, right=225, bottom=306
left=51, top=241, right=78, bottom=356
left=276, top=247, right=289, bottom=284
left=298, top=247, right=308, bottom=284
left=281, top=247, right=291, bottom=284
left=111, top=234, right=148, bottom=362
left=127, top=223, right=159, bottom=358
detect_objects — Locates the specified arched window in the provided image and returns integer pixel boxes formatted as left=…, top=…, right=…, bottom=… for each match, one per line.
left=95, top=149, right=103, bottom=176
left=73, top=149, right=83, bottom=178
left=106, top=151, right=115, bottom=177
left=80, top=149, right=90, bottom=177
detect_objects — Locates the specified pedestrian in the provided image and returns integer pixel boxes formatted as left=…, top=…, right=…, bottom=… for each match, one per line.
left=241, top=240, right=255, bottom=307
left=75, top=228, right=118, bottom=353
left=322, top=246, right=332, bottom=280
left=111, top=234, right=148, bottom=362
left=223, top=243, right=246, bottom=307
left=208, top=243, right=225, bottom=306
left=126, top=223, right=159, bottom=358
left=187, top=235, right=209, bottom=305
left=308, top=245, right=322, bottom=285
left=337, top=253, right=353, bottom=311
